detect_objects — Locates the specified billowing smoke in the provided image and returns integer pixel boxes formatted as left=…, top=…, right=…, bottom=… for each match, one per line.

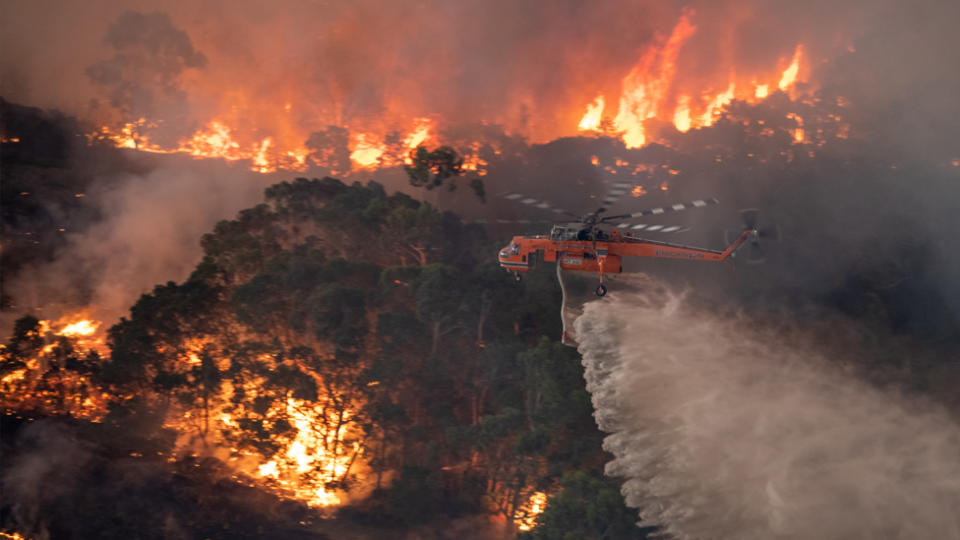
left=3, top=157, right=274, bottom=328
left=0, top=0, right=902, bottom=141
left=2, top=421, right=95, bottom=539
left=86, top=11, right=207, bottom=145
left=576, top=285, right=960, bottom=539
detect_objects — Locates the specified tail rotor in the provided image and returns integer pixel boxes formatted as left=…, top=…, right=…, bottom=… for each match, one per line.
left=726, top=209, right=780, bottom=264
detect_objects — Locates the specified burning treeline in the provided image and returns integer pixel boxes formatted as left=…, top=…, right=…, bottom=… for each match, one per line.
left=2, top=177, right=588, bottom=534
left=2, top=2, right=849, bottom=176
left=86, top=9, right=812, bottom=173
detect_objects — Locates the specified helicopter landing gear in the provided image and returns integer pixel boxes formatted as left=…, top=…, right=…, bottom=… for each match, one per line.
left=596, top=257, right=608, bottom=297
left=513, top=272, right=522, bottom=283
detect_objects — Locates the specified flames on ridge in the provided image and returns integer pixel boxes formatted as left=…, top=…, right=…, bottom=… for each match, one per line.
left=81, top=8, right=824, bottom=176
left=91, top=115, right=441, bottom=175
left=577, top=10, right=810, bottom=147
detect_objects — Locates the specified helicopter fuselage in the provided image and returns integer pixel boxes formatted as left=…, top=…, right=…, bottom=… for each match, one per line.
left=498, top=225, right=752, bottom=277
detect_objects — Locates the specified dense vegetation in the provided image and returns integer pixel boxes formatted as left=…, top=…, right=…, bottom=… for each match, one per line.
left=1, top=173, right=644, bottom=538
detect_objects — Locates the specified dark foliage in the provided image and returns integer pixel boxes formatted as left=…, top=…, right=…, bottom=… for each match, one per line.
left=0, top=415, right=326, bottom=540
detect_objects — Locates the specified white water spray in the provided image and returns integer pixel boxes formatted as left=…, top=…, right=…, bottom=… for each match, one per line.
left=575, top=285, right=960, bottom=539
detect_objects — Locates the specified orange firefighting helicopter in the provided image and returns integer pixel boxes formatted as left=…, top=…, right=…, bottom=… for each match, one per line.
left=495, top=183, right=776, bottom=342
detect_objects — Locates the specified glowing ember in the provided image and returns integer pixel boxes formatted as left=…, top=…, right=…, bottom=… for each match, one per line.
left=755, top=84, right=770, bottom=99
left=577, top=96, right=605, bottom=131
left=786, top=113, right=805, bottom=143
left=514, top=491, right=548, bottom=531
left=631, top=185, right=647, bottom=197
left=836, top=122, right=851, bottom=140
left=461, top=152, right=488, bottom=175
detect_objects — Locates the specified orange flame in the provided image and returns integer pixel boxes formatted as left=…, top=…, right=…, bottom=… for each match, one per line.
left=673, top=95, right=692, bottom=133
left=699, top=81, right=736, bottom=127
left=779, top=45, right=803, bottom=91
left=95, top=114, right=437, bottom=174
left=89, top=11, right=814, bottom=172
left=786, top=113, right=805, bottom=143
left=576, top=10, right=809, bottom=146
left=612, top=10, right=697, bottom=148
left=1, top=312, right=110, bottom=419
left=349, top=133, right=386, bottom=169
left=514, top=491, right=548, bottom=531
left=577, top=96, right=605, bottom=131
left=53, top=312, right=107, bottom=354
left=59, top=319, right=99, bottom=338
left=251, top=398, right=359, bottom=507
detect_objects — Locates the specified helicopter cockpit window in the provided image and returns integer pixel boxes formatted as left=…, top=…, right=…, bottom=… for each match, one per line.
left=511, top=244, right=520, bottom=255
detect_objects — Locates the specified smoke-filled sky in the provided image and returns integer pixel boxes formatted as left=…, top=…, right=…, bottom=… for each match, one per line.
left=3, top=0, right=960, bottom=325
left=0, top=0, right=912, bottom=141
left=4, top=157, right=275, bottom=327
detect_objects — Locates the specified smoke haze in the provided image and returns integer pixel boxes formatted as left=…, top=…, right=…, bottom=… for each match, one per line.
left=576, top=285, right=960, bottom=539
left=0, top=0, right=910, bottom=141
left=3, top=157, right=274, bottom=327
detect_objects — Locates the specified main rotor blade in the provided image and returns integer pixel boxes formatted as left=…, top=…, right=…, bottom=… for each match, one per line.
left=600, top=182, right=635, bottom=207
left=472, top=218, right=553, bottom=224
left=616, top=223, right=691, bottom=234
left=602, top=197, right=719, bottom=221
left=501, top=192, right=580, bottom=219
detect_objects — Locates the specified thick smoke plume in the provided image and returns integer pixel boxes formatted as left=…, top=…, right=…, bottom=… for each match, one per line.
left=3, top=157, right=274, bottom=328
left=0, top=0, right=900, bottom=141
left=575, top=285, right=960, bottom=539
left=85, top=11, right=207, bottom=145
